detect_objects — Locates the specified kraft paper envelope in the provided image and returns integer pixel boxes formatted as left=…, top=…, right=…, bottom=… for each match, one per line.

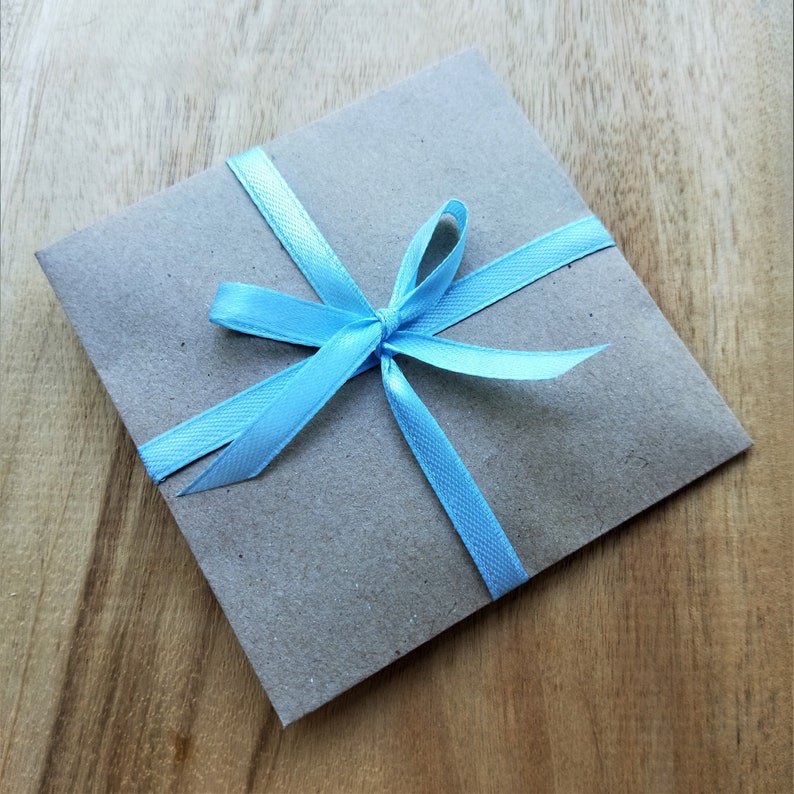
left=37, top=51, right=750, bottom=724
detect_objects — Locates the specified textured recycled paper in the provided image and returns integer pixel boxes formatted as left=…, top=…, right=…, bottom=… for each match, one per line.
left=37, top=51, right=751, bottom=724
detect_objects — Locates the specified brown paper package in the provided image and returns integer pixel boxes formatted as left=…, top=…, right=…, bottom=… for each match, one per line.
left=37, top=51, right=750, bottom=724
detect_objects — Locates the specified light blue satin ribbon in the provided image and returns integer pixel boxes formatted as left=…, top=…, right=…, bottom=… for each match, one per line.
left=138, top=147, right=615, bottom=599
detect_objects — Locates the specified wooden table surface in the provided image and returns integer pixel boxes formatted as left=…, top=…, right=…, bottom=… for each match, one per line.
left=2, top=1, right=792, bottom=792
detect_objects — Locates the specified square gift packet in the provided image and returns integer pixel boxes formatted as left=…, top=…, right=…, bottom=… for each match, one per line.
left=37, top=51, right=750, bottom=724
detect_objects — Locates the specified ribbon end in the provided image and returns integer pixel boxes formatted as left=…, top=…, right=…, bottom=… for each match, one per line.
left=556, top=342, right=609, bottom=376
left=177, top=466, right=240, bottom=496
left=177, top=477, right=207, bottom=496
left=588, top=343, right=609, bottom=357
left=487, top=566, right=530, bottom=600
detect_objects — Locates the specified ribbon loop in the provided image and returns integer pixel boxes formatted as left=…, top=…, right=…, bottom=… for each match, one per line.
left=139, top=147, right=616, bottom=599
left=390, top=199, right=467, bottom=303
left=390, top=200, right=468, bottom=327
left=210, top=282, right=359, bottom=347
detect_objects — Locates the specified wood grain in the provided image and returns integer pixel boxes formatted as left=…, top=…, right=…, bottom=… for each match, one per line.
left=2, top=1, right=791, bottom=791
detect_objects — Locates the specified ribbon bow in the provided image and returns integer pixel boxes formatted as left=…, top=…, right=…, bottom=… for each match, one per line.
left=139, top=147, right=615, bottom=599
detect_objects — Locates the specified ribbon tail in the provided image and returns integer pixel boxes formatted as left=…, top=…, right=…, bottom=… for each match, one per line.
left=180, top=318, right=381, bottom=494
left=387, top=332, right=608, bottom=380
left=380, top=355, right=529, bottom=599
left=138, top=360, right=310, bottom=482
left=139, top=354, right=386, bottom=484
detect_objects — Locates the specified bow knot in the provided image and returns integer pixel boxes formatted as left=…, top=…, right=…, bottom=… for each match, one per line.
left=375, top=306, right=402, bottom=347
left=137, top=146, right=615, bottom=599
